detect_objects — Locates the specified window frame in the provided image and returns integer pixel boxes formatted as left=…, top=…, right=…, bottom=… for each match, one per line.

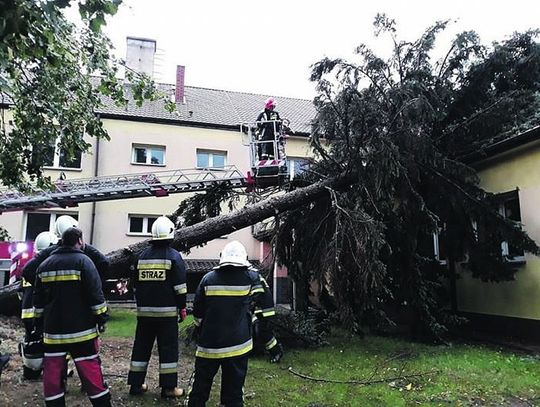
left=43, top=138, right=83, bottom=170
left=499, top=194, right=525, bottom=263
left=127, top=214, right=159, bottom=236
left=131, top=144, right=166, bottom=167
left=287, top=157, right=309, bottom=180
left=24, top=211, right=79, bottom=240
left=196, top=149, right=227, bottom=169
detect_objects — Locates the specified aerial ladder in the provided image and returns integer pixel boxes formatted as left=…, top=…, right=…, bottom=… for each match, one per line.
left=0, top=120, right=293, bottom=212
left=0, top=166, right=247, bottom=213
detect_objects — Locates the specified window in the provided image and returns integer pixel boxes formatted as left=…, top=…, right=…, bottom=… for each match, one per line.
left=287, top=157, right=309, bottom=179
left=196, top=149, right=227, bottom=169
left=25, top=212, right=78, bottom=240
left=44, top=140, right=82, bottom=169
left=128, top=215, right=158, bottom=235
left=500, top=194, right=524, bottom=261
left=132, top=145, right=165, bottom=166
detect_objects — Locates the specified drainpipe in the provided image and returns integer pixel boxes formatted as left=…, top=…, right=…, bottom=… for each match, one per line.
left=89, top=127, right=101, bottom=245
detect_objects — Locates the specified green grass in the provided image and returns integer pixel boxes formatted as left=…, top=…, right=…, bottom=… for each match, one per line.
left=105, top=310, right=540, bottom=406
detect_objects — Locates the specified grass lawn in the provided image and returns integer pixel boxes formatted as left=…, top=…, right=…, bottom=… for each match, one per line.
left=104, top=308, right=540, bottom=406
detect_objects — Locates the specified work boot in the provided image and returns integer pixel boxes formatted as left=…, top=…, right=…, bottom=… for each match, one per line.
left=161, top=387, right=185, bottom=398
left=0, top=353, right=10, bottom=374
left=129, top=383, right=148, bottom=396
left=269, top=343, right=283, bottom=363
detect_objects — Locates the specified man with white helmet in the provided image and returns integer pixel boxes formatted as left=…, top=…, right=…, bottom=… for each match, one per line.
left=22, top=215, right=109, bottom=286
left=18, top=231, right=58, bottom=379
left=128, top=216, right=187, bottom=398
left=187, top=240, right=268, bottom=407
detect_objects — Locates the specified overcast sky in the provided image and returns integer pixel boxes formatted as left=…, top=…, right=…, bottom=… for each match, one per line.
left=102, top=0, right=540, bottom=100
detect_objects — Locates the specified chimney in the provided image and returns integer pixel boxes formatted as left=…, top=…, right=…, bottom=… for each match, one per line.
left=125, top=37, right=156, bottom=78
left=175, top=65, right=185, bottom=103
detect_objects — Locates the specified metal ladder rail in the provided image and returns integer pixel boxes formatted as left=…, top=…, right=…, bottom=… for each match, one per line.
left=0, top=166, right=247, bottom=212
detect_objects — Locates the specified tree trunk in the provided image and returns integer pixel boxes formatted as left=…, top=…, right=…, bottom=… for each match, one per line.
left=0, top=172, right=354, bottom=304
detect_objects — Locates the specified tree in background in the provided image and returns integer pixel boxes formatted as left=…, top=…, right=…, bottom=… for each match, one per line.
left=0, top=0, right=172, bottom=188
left=175, top=16, right=540, bottom=340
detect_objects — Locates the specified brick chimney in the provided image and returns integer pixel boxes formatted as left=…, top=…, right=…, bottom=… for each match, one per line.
left=125, top=37, right=156, bottom=78
left=175, top=65, right=185, bottom=104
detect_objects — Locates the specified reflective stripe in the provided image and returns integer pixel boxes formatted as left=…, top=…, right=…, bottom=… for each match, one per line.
left=174, top=283, right=187, bottom=294
left=265, top=337, right=278, bottom=350
left=91, top=302, right=108, bottom=315
left=159, top=362, right=177, bottom=374
left=250, top=286, right=265, bottom=295
left=205, top=285, right=251, bottom=296
left=89, top=389, right=110, bottom=399
left=22, top=278, right=32, bottom=287
left=45, top=392, right=65, bottom=401
left=256, top=307, right=275, bottom=317
left=21, top=308, right=35, bottom=319
left=137, top=306, right=177, bottom=318
left=196, top=339, right=253, bottom=359
left=44, top=352, right=67, bottom=357
left=44, top=328, right=98, bottom=344
left=73, top=354, right=98, bottom=362
left=138, top=259, right=172, bottom=270
left=193, top=317, right=202, bottom=327
left=34, top=308, right=44, bottom=316
left=41, top=270, right=81, bottom=282
left=130, top=361, right=148, bottom=372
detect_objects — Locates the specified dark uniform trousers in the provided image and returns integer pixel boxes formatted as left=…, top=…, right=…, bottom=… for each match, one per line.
left=43, top=339, right=109, bottom=407
left=128, top=317, right=179, bottom=388
left=188, top=355, right=248, bottom=407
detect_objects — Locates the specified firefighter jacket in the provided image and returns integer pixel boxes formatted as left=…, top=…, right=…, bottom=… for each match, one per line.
left=21, top=243, right=108, bottom=320
left=192, top=265, right=266, bottom=359
left=256, top=109, right=281, bottom=140
left=133, top=244, right=187, bottom=318
left=33, top=247, right=108, bottom=345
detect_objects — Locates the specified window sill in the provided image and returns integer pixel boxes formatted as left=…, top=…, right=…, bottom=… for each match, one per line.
left=44, top=166, right=82, bottom=172
left=126, top=232, right=152, bottom=237
left=196, top=166, right=227, bottom=171
left=131, top=162, right=166, bottom=167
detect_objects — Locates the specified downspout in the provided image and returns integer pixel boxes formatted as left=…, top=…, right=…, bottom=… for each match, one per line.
left=89, top=121, right=101, bottom=245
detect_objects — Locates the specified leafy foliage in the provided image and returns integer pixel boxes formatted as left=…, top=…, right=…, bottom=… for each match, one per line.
left=0, top=0, right=175, bottom=188
left=274, top=16, right=540, bottom=340
left=0, top=226, right=10, bottom=241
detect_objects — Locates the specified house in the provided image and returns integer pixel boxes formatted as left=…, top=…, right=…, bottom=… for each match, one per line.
left=0, top=37, right=316, bottom=300
left=457, top=126, right=540, bottom=339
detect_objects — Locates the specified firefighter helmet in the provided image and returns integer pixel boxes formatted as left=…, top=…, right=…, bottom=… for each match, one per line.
left=54, top=215, right=78, bottom=237
left=34, top=231, right=58, bottom=253
left=265, top=97, right=275, bottom=110
left=215, top=240, right=251, bottom=268
left=151, top=216, right=175, bottom=240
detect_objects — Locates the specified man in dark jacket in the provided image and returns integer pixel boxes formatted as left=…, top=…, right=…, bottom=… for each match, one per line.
left=187, top=240, right=266, bottom=407
left=128, top=216, right=187, bottom=398
left=33, top=227, right=110, bottom=407
left=256, top=97, right=281, bottom=160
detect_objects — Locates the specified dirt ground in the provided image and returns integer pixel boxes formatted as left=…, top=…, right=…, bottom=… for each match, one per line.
left=0, top=316, right=196, bottom=406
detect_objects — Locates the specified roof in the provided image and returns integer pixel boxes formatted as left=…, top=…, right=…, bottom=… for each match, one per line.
left=0, top=79, right=316, bottom=134
left=462, top=126, right=540, bottom=164
left=185, top=258, right=261, bottom=274
left=97, top=81, right=316, bottom=135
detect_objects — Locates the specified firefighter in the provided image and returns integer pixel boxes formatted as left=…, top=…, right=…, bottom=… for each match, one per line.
left=250, top=270, right=283, bottom=364
left=256, top=98, right=281, bottom=160
left=19, top=231, right=57, bottom=380
left=33, top=227, right=110, bottom=407
left=22, top=215, right=109, bottom=284
left=187, top=240, right=267, bottom=407
left=128, top=216, right=187, bottom=398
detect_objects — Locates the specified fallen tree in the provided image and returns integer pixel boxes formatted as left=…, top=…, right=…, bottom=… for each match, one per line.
left=0, top=171, right=353, bottom=305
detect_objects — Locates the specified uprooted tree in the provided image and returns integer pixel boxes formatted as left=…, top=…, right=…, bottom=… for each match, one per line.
left=168, top=16, right=540, bottom=340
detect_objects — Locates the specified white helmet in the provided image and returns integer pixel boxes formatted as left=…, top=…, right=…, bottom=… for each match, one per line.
left=54, top=215, right=78, bottom=237
left=34, top=231, right=58, bottom=253
left=214, top=240, right=251, bottom=268
left=151, top=216, right=175, bottom=240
